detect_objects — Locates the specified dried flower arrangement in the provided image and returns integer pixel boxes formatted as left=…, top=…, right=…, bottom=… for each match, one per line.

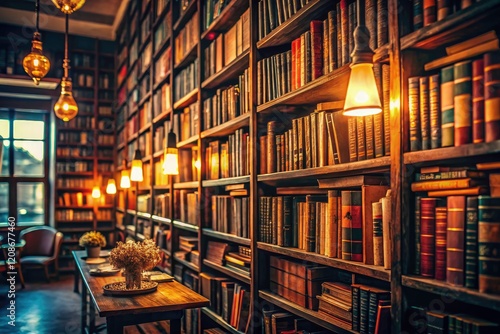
left=79, top=231, right=107, bottom=248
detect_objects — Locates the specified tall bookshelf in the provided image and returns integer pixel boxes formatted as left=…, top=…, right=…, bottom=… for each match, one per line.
left=113, top=0, right=500, bottom=333
left=55, top=37, right=116, bottom=272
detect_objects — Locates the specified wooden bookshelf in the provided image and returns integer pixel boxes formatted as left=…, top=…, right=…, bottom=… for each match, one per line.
left=202, top=175, right=251, bottom=188
left=174, top=42, right=198, bottom=70
left=173, top=88, right=198, bottom=109
left=174, top=255, right=200, bottom=273
left=201, top=307, right=244, bottom=334
left=176, top=134, right=198, bottom=148
left=201, top=113, right=250, bottom=139
left=202, top=229, right=251, bottom=246
left=203, top=259, right=251, bottom=285
left=201, top=0, right=248, bottom=41
left=201, top=50, right=249, bottom=89
left=172, top=220, right=199, bottom=233
left=173, top=0, right=197, bottom=32
left=151, top=215, right=172, bottom=225
left=173, top=181, right=199, bottom=189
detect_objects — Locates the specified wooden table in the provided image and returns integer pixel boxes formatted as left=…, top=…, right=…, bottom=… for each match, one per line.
left=72, top=250, right=209, bottom=333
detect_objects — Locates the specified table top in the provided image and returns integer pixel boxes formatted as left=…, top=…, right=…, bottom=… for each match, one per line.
left=73, top=250, right=209, bottom=317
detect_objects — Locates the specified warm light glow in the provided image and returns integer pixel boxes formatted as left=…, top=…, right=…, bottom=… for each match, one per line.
left=130, top=159, right=143, bottom=182
left=54, top=78, right=78, bottom=121
left=343, top=63, right=382, bottom=117
left=163, top=148, right=179, bottom=175
left=106, top=179, right=117, bottom=194
left=92, top=186, right=101, bottom=199
left=52, top=0, right=86, bottom=14
left=23, top=37, right=50, bottom=85
left=120, top=170, right=131, bottom=189
left=194, top=159, right=201, bottom=170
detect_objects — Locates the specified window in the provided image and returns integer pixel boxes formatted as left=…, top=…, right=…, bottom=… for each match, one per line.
left=0, top=109, right=49, bottom=226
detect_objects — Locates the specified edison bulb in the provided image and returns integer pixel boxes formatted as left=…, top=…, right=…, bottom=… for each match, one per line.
left=52, top=0, right=86, bottom=14
left=54, top=78, right=78, bottom=122
left=23, top=33, right=51, bottom=85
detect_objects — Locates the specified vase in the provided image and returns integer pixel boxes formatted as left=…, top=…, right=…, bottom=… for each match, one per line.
left=124, top=269, right=142, bottom=289
left=86, top=246, right=101, bottom=258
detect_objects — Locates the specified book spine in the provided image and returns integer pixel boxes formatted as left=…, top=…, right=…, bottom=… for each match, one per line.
left=478, top=196, right=500, bottom=294
left=366, top=0, right=377, bottom=51
left=430, top=74, right=441, bottom=149
left=454, top=60, right=473, bottom=146
left=409, top=77, right=422, bottom=151
left=365, top=115, right=375, bottom=159
left=352, top=285, right=360, bottom=331
left=357, top=117, right=366, bottom=161
left=341, top=0, right=349, bottom=66
left=373, top=201, right=384, bottom=267
left=360, top=287, right=370, bottom=334
left=373, top=63, right=385, bottom=157
left=328, top=10, right=337, bottom=72
left=310, top=20, right=323, bottom=81
left=267, top=121, right=277, bottom=173
left=383, top=64, right=391, bottom=155
left=413, top=0, right=423, bottom=30
left=382, top=191, right=392, bottom=270
left=300, top=34, right=305, bottom=88
left=304, top=31, right=312, bottom=84
left=447, top=196, right=466, bottom=286
left=326, top=190, right=339, bottom=258
left=291, top=39, right=297, bottom=92
left=377, top=0, right=388, bottom=48
left=420, top=198, right=438, bottom=277
left=435, top=206, right=447, bottom=281
left=420, top=76, right=431, bottom=150
left=465, top=196, right=478, bottom=289
left=323, top=18, right=329, bottom=76
left=277, top=196, right=284, bottom=246
left=348, top=2, right=356, bottom=61
left=423, top=0, right=437, bottom=26
left=472, top=59, right=485, bottom=144
left=336, top=3, right=342, bottom=67
left=348, top=117, right=358, bottom=162
left=437, top=0, right=452, bottom=20
left=341, top=191, right=363, bottom=262
left=414, top=196, right=422, bottom=275
left=306, top=196, right=317, bottom=252
left=260, top=135, right=268, bottom=175
left=441, top=65, right=455, bottom=147
left=283, top=196, right=293, bottom=247
left=484, top=51, right=500, bottom=142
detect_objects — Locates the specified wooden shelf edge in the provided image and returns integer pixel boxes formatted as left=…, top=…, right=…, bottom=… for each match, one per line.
left=201, top=0, right=248, bottom=41
left=152, top=108, right=172, bottom=124
left=173, top=181, right=199, bottom=189
left=174, top=88, right=199, bottom=110
left=173, top=0, right=197, bottom=32
left=151, top=215, right=172, bottom=225
left=257, top=242, right=390, bottom=282
left=201, top=307, right=244, bottom=334
left=203, top=259, right=251, bottom=285
left=201, top=50, right=250, bottom=89
left=174, top=255, right=200, bottom=272
left=172, top=220, right=199, bottom=232
left=177, top=134, right=199, bottom=148
left=173, top=42, right=198, bottom=70
left=202, top=175, right=251, bottom=187
left=202, top=229, right=251, bottom=246
left=201, top=113, right=250, bottom=139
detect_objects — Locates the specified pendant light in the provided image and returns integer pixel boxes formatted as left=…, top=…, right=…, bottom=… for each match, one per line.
left=106, top=179, right=117, bottom=194
left=92, top=185, right=101, bottom=199
left=52, top=0, right=86, bottom=14
left=23, top=0, right=51, bottom=85
left=130, top=149, right=144, bottom=182
left=163, top=130, right=179, bottom=175
left=54, top=14, right=78, bottom=122
left=120, top=171, right=131, bottom=189
left=343, top=0, right=382, bottom=117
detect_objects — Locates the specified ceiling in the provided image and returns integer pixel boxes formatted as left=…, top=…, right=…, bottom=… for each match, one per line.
left=0, top=0, right=128, bottom=40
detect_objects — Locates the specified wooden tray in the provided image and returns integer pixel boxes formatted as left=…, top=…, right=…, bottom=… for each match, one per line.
left=89, top=268, right=120, bottom=276
left=102, top=281, right=158, bottom=296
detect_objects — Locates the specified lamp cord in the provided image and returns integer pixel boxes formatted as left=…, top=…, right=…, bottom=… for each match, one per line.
left=357, top=0, right=365, bottom=27
left=64, top=13, right=69, bottom=78
left=35, top=0, right=40, bottom=32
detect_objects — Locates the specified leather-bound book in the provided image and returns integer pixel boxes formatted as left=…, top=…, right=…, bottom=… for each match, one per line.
left=352, top=283, right=362, bottom=331
left=409, top=77, right=422, bottom=151
left=420, top=76, right=431, bottom=150
left=377, top=0, right=389, bottom=48
left=465, top=196, right=478, bottom=289
left=484, top=51, right=500, bottom=142
left=478, top=196, right=500, bottom=294
left=362, top=185, right=389, bottom=265
left=381, top=190, right=392, bottom=270
left=323, top=18, right=329, bottom=76
left=357, top=116, right=366, bottom=161
left=437, top=0, right=452, bottom=20
left=348, top=117, right=358, bottom=162
left=414, top=196, right=422, bottom=275
left=454, top=60, right=472, bottom=146
left=421, top=198, right=438, bottom=277
left=430, top=74, right=441, bottom=148
left=423, top=0, right=436, bottom=26
left=413, top=0, right=423, bottom=30
left=365, top=115, right=375, bottom=159
left=435, top=206, right=447, bottom=281
left=325, top=190, right=339, bottom=258
left=341, top=0, right=349, bottom=66
left=368, top=287, right=391, bottom=334
left=328, top=10, right=337, bottom=72
left=382, top=64, right=391, bottom=155
left=360, top=285, right=371, bottom=334
left=441, top=65, right=455, bottom=147
left=373, top=63, right=385, bottom=158
left=472, top=59, right=485, bottom=143
left=446, top=196, right=466, bottom=286
left=372, top=201, right=384, bottom=266
left=267, top=121, right=277, bottom=173
left=341, top=190, right=363, bottom=262
left=310, top=20, right=323, bottom=81
left=366, top=0, right=377, bottom=51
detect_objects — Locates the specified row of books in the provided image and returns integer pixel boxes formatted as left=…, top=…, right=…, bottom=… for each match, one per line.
left=154, top=10, right=172, bottom=52
left=56, top=161, right=93, bottom=172
left=174, top=60, right=198, bottom=102
left=174, top=11, right=199, bottom=66
left=154, top=159, right=171, bottom=186
left=211, top=195, right=249, bottom=238
left=97, top=134, right=114, bottom=146
left=202, top=69, right=250, bottom=130
left=56, top=178, right=94, bottom=188
left=259, top=187, right=392, bottom=267
left=412, top=0, right=479, bottom=30
left=153, top=193, right=171, bottom=218
left=72, top=89, right=95, bottom=99
left=73, top=72, right=95, bottom=88
left=408, top=51, right=500, bottom=151
left=202, top=0, right=229, bottom=30
left=205, top=129, right=250, bottom=180
left=174, top=263, right=199, bottom=290
left=153, top=83, right=172, bottom=119
left=56, top=147, right=93, bottom=158
left=257, top=0, right=311, bottom=40
left=55, top=210, right=93, bottom=221
left=199, top=272, right=251, bottom=332
left=58, top=131, right=94, bottom=144
left=175, top=190, right=199, bottom=226
left=154, top=47, right=171, bottom=86
left=202, top=8, right=250, bottom=81
left=179, top=102, right=199, bottom=142
left=56, top=192, right=94, bottom=206
left=262, top=309, right=336, bottom=334
left=96, top=209, right=113, bottom=221
left=140, top=10, right=151, bottom=45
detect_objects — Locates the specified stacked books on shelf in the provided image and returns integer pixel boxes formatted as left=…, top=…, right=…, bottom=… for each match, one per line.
left=154, top=11, right=172, bottom=50
left=179, top=102, right=199, bottom=141
left=154, top=193, right=171, bottom=217
left=57, top=192, right=93, bottom=206
left=205, top=129, right=250, bottom=179
left=211, top=193, right=249, bottom=238
left=155, top=47, right=171, bottom=85
left=174, top=60, right=198, bottom=101
left=174, top=11, right=199, bottom=66
left=206, top=241, right=230, bottom=266
left=262, top=310, right=334, bottom=334
left=175, top=190, right=199, bottom=226
left=411, top=0, right=480, bottom=30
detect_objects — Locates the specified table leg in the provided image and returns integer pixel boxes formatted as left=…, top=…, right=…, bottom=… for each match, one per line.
left=89, top=297, right=96, bottom=333
left=170, top=319, right=181, bottom=334
left=106, top=317, right=124, bottom=334
left=74, top=267, right=80, bottom=293
left=81, top=280, right=87, bottom=334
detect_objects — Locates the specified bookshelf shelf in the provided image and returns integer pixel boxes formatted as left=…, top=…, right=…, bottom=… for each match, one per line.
left=201, top=0, right=248, bottom=41
left=153, top=71, right=171, bottom=91
left=152, top=108, right=172, bottom=124
left=258, top=157, right=391, bottom=186
left=201, top=113, right=250, bottom=139
left=174, top=255, right=200, bottom=272
left=257, top=242, right=390, bottom=282
left=55, top=206, right=94, bottom=210
left=174, top=42, right=198, bottom=70
left=151, top=215, right=172, bottom=225
left=201, top=307, right=244, bottom=334
left=56, top=142, right=93, bottom=147
left=127, top=133, right=139, bottom=144
left=177, top=134, right=198, bottom=148
left=202, top=229, right=251, bottom=246
left=56, top=156, right=94, bottom=161
left=256, top=65, right=350, bottom=113
left=154, top=4, right=171, bottom=29
left=259, top=290, right=356, bottom=334
left=173, top=220, right=199, bottom=233
left=203, top=259, right=251, bottom=285
left=153, top=150, right=164, bottom=159
left=174, top=88, right=199, bottom=110
left=139, top=33, right=152, bottom=54
left=56, top=172, right=94, bottom=177
left=201, top=49, right=249, bottom=90
left=136, top=211, right=151, bottom=219
left=202, top=175, right=251, bottom=188
left=153, top=185, right=171, bottom=191
left=57, top=220, right=94, bottom=223
left=127, top=209, right=137, bottom=216
left=402, top=276, right=500, bottom=312
left=256, top=0, right=331, bottom=49
left=173, top=0, right=197, bottom=32
left=400, top=0, right=500, bottom=51
left=403, top=140, right=500, bottom=166
left=136, top=233, right=146, bottom=241
left=173, top=181, right=199, bottom=189
left=116, top=207, right=125, bottom=213
left=138, top=124, right=151, bottom=135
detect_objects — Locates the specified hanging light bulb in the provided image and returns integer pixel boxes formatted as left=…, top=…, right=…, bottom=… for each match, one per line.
left=52, top=0, right=86, bottom=14
left=343, top=0, right=382, bottom=117
left=163, top=130, right=179, bottom=175
left=23, top=0, right=51, bottom=85
left=54, top=14, right=78, bottom=122
left=130, top=149, right=144, bottom=182
left=106, top=179, right=117, bottom=194
left=92, top=185, right=101, bottom=199
left=120, top=169, right=131, bottom=189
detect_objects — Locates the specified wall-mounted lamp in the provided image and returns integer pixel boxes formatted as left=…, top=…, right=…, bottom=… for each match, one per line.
left=163, top=130, right=179, bottom=175
left=130, top=149, right=144, bottom=182
left=343, top=0, right=382, bottom=117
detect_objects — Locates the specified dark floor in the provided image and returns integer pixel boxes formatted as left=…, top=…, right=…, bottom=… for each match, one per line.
left=0, top=271, right=83, bottom=334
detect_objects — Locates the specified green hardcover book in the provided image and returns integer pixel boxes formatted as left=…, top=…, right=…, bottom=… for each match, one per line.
left=478, top=196, right=500, bottom=294
left=454, top=60, right=473, bottom=146
left=359, top=285, right=370, bottom=334
left=352, top=283, right=361, bottom=331
left=420, top=76, right=431, bottom=150
left=409, top=77, right=422, bottom=151
left=441, top=65, right=455, bottom=147
left=465, top=196, right=479, bottom=289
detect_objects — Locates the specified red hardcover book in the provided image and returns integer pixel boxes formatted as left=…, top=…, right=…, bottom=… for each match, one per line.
left=484, top=51, right=500, bottom=142
left=435, top=206, right=447, bottom=281
left=454, top=60, right=472, bottom=146
left=296, top=37, right=302, bottom=89
left=310, top=20, right=323, bottom=81
left=341, top=190, right=363, bottom=262
left=423, top=0, right=437, bottom=26
left=472, top=59, right=485, bottom=143
left=447, top=196, right=466, bottom=286
left=291, top=39, right=297, bottom=91
left=420, top=198, right=438, bottom=277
